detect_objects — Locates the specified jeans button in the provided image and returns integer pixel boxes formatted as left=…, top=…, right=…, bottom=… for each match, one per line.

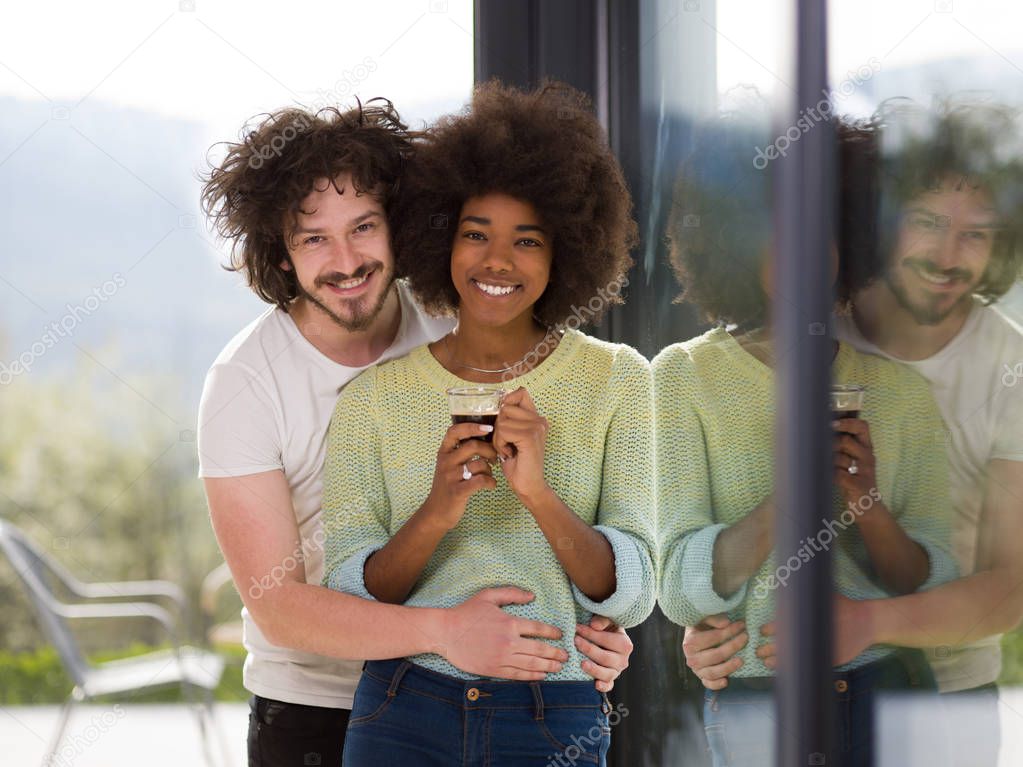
left=467, top=687, right=480, bottom=702
left=834, top=679, right=848, bottom=693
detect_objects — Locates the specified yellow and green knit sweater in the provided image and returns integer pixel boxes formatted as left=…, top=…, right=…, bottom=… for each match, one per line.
left=654, top=327, right=958, bottom=676
left=322, top=329, right=657, bottom=680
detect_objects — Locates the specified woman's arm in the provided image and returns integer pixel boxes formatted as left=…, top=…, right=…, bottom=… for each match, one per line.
left=494, top=387, right=617, bottom=601
left=833, top=417, right=929, bottom=594
left=655, top=348, right=767, bottom=626
left=873, top=380, right=959, bottom=595
left=363, top=421, right=499, bottom=603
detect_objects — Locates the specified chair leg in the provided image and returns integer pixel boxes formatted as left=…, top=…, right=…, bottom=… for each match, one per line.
left=203, top=687, right=234, bottom=767
left=40, top=687, right=80, bottom=767
left=183, top=681, right=220, bottom=767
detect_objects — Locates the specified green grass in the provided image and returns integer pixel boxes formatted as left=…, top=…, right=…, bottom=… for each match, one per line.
left=0, top=644, right=248, bottom=705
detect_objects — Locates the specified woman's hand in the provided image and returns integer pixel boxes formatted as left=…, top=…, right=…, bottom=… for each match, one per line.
left=493, top=387, right=551, bottom=507
left=833, top=417, right=879, bottom=507
left=424, top=421, right=499, bottom=531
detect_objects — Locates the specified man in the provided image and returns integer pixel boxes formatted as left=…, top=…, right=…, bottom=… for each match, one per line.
left=197, top=101, right=632, bottom=767
left=682, top=104, right=1023, bottom=765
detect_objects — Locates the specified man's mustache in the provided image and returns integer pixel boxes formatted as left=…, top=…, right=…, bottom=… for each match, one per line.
left=314, top=262, right=382, bottom=288
left=902, top=257, right=973, bottom=284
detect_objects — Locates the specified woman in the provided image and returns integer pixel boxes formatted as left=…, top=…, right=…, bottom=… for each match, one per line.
left=654, top=117, right=958, bottom=766
left=321, top=81, right=656, bottom=766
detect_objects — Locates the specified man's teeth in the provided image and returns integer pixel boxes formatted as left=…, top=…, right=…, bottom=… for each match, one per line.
left=331, top=274, right=369, bottom=290
left=918, top=269, right=952, bottom=285
left=475, top=280, right=517, bottom=296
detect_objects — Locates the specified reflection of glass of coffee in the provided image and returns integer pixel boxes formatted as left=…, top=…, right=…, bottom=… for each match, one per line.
left=830, top=384, right=865, bottom=421
left=446, top=387, right=506, bottom=443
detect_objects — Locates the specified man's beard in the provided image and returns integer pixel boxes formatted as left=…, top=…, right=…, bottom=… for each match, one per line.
left=298, top=263, right=395, bottom=332
left=884, top=259, right=978, bottom=326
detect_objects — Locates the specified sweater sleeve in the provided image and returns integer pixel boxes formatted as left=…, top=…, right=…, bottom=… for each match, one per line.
left=570, top=347, right=657, bottom=628
left=888, top=373, right=959, bottom=592
left=320, top=367, right=391, bottom=600
left=654, top=346, right=741, bottom=627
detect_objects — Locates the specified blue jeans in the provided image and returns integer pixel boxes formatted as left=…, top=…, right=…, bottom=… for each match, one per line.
left=343, top=659, right=612, bottom=767
left=702, top=650, right=939, bottom=767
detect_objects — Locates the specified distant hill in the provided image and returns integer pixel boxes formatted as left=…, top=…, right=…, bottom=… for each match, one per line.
left=0, top=96, right=265, bottom=412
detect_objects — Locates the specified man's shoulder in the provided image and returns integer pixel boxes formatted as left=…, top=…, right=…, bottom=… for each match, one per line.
left=209, top=306, right=287, bottom=370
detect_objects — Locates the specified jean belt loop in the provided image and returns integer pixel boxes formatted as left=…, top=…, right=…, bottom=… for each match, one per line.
left=530, top=681, right=545, bottom=721
left=387, top=661, right=412, bottom=698
left=601, top=692, right=612, bottom=715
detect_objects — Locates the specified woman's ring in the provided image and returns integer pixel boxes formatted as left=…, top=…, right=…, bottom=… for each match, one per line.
left=462, top=463, right=473, bottom=481
left=848, top=460, right=859, bottom=475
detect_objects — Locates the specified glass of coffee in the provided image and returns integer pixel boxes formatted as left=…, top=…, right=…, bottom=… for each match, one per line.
left=830, top=384, right=865, bottom=420
left=446, top=387, right=505, bottom=443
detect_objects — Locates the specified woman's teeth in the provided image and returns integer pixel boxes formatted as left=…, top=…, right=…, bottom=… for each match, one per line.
left=474, top=280, right=517, bottom=296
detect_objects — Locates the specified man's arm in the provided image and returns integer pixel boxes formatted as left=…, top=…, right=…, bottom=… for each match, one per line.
left=204, top=471, right=567, bottom=678
left=844, top=459, right=1023, bottom=656
left=698, top=460, right=1023, bottom=673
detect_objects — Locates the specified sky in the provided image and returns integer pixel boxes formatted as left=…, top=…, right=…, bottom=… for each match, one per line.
left=714, top=0, right=1023, bottom=110
left=0, top=0, right=475, bottom=142
left=4, top=0, right=1022, bottom=138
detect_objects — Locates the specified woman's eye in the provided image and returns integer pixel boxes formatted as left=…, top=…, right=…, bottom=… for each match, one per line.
left=517, top=238, right=543, bottom=248
left=463, top=231, right=486, bottom=241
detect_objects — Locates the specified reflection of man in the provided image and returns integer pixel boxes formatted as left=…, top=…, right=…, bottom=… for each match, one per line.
left=197, top=102, right=631, bottom=767
left=684, top=104, right=1023, bottom=765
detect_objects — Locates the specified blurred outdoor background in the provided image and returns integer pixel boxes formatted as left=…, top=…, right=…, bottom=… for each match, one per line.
left=3, top=1, right=1023, bottom=765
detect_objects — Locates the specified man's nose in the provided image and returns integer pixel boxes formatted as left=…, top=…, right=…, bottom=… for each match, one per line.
left=325, top=238, right=364, bottom=275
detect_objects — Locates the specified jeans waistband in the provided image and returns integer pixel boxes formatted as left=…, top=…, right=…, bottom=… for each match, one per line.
left=362, top=659, right=609, bottom=714
left=722, top=649, right=932, bottom=694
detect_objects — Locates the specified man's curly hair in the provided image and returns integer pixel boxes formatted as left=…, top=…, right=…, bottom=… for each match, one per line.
left=200, top=100, right=416, bottom=310
left=873, top=99, right=1023, bottom=303
left=391, top=79, right=638, bottom=328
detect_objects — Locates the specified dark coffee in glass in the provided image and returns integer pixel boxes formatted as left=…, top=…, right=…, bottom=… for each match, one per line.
left=447, top=387, right=505, bottom=443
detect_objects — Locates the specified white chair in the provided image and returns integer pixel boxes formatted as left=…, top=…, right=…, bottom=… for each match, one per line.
left=0, top=518, right=230, bottom=767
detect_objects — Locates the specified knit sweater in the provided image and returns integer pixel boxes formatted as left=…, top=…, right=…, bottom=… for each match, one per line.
left=321, top=329, right=657, bottom=680
left=655, top=327, right=958, bottom=676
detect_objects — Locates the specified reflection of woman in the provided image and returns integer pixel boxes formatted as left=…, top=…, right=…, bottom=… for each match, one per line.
left=322, top=81, right=656, bottom=766
left=654, top=121, right=958, bottom=767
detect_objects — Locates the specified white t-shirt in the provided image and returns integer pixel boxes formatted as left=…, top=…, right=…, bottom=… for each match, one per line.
left=197, top=280, right=454, bottom=708
left=835, top=300, right=1023, bottom=692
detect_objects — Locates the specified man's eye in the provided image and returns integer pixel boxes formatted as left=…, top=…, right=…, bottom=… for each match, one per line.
left=962, top=230, right=988, bottom=241
left=912, top=216, right=935, bottom=229
left=304, top=236, right=324, bottom=245
left=354, top=222, right=375, bottom=234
